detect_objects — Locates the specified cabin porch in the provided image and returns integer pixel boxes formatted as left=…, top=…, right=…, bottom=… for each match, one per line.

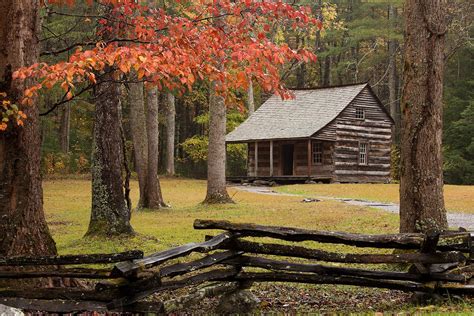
left=227, top=139, right=335, bottom=183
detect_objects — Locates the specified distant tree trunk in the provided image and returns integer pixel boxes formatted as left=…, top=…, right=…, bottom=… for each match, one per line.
left=59, top=105, right=71, bottom=153
left=399, top=0, right=448, bottom=233
left=247, top=80, right=255, bottom=115
left=128, top=76, right=148, bottom=207
left=315, top=3, right=331, bottom=88
left=86, top=68, right=134, bottom=237
left=296, top=36, right=306, bottom=89
left=0, top=0, right=57, bottom=256
left=142, top=87, right=167, bottom=209
left=321, top=56, right=331, bottom=87
left=164, top=92, right=175, bottom=176
left=388, top=4, right=400, bottom=144
left=204, top=82, right=233, bottom=204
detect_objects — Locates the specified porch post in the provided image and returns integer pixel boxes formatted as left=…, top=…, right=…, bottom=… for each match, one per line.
left=307, top=139, right=312, bottom=178
left=269, top=140, right=274, bottom=177
left=254, top=141, right=258, bottom=177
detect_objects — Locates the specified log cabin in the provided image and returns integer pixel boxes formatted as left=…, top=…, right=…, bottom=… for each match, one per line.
left=226, top=83, right=394, bottom=183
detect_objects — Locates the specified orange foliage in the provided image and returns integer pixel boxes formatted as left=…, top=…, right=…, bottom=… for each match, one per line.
left=0, top=92, right=27, bottom=131
left=10, top=0, right=320, bottom=129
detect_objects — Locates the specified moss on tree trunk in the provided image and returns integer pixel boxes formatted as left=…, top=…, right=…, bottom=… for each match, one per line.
left=399, top=0, right=448, bottom=233
left=86, top=69, right=134, bottom=237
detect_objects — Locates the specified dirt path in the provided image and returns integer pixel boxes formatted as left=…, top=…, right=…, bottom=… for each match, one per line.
left=232, top=185, right=474, bottom=230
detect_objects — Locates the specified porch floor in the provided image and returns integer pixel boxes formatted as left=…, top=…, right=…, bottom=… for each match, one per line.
left=227, top=175, right=332, bottom=184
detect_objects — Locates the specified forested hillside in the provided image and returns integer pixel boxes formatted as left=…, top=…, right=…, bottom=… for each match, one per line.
left=36, top=0, right=473, bottom=184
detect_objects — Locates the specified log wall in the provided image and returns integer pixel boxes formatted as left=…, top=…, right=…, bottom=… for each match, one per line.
left=245, top=87, right=392, bottom=182
left=332, top=87, right=392, bottom=183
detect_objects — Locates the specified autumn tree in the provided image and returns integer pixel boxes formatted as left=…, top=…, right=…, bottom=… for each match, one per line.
left=86, top=3, right=134, bottom=236
left=399, top=0, right=449, bottom=232
left=0, top=0, right=57, bottom=256
left=12, top=0, right=318, bottom=232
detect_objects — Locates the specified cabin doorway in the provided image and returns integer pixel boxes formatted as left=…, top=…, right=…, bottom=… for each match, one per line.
left=281, top=144, right=294, bottom=175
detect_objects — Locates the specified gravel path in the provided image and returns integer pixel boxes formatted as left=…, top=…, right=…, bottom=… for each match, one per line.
left=232, top=185, right=474, bottom=230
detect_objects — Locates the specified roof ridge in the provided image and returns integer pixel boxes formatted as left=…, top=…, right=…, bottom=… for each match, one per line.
left=288, top=82, right=368, bottom=91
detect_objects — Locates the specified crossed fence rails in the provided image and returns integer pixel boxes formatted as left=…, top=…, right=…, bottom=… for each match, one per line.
left=0, top=219, right=472, bottom=313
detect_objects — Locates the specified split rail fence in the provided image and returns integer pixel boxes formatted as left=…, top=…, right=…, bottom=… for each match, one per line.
left=0, top=219, right=473, bottom=313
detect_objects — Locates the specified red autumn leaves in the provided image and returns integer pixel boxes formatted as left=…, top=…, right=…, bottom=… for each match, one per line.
left=8, top=0, right=320, bottom=129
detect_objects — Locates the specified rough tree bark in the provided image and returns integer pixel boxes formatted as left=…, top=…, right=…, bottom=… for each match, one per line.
left=128, top=75, right=148, bottom=207
left=0, top=0, right=57, bottom=256
left=59, top=105, right=71, bottom=153
left=142, top=87, right=167, bottom=209
left=399, top=0, right=448, bottom=233
left=203, top=82, right=233, bottom=204
left=86, top=68, right=134, bottom=237
left=164, top=92, right=176, bottom=176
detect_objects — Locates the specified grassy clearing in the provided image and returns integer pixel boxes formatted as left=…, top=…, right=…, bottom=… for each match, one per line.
left=276, top=183, right=474, bottom=214
left=43, top=178, right=399, bottom=255
left=42, top=178, right=472, bottom=313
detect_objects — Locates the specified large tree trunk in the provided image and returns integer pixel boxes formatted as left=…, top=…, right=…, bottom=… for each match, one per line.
left=142, top=87, right=167, bottom=209
left=128, top=76, right=148, bottom=208
left=204, top=82, right=233, bottom=204
left=164, top=92, right=176, bottom=176
left=388, top=4, right=400, bottom=144
left=0, top=0, right=57, bottom=256
left=86, top=69, right=134, bottom=237
left=399, top=0, right=448, bottom=233
left=59, top=105, right=71, bottom=153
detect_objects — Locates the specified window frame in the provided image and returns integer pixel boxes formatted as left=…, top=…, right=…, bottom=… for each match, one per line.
left=312, top=141, right=323, bottom=165
left=358, top=141, right=368, bottom=165
left=355, top=107, right=365, bottom=120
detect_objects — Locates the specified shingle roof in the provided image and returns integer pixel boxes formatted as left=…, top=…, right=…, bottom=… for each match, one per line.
left=226, top=83, right=369, bottom=143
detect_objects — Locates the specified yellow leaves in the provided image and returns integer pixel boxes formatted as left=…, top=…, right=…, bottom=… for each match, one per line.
left=0, top=92, right=27, bottom=132
left=320, top=3, right=345, bottom=36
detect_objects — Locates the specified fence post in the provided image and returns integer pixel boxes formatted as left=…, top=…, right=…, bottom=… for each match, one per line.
left=216, top=237, right=259, bottom=314
left=412, top=230, right=443, bottom=304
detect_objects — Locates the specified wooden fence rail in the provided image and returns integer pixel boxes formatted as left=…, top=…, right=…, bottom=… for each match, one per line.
left=0, top=219, right=472, bottom=313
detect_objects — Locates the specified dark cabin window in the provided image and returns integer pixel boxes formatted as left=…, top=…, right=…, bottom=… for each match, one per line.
left=359, top=142, right=368, bottom=165
left=355, top=107, right=365, bottom=119
left=312, top=142, right=323, bottom=164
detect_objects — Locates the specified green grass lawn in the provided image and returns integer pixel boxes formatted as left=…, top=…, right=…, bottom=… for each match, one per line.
left=42, top=178, right=473, bottom=313
left=276, top=183, right=474, bottom=214
left=43, top=178, right=400, bottom=255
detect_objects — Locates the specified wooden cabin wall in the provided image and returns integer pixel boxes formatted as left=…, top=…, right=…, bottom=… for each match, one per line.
left=333, top=88, right=392, bottom=183
left=247, top=142, right=281, bottom=176
left=294, top=141, right=334, bottom=178
left=247, top=140, right=334, bottom=179
left=315, top=141, right=335, bottom=178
